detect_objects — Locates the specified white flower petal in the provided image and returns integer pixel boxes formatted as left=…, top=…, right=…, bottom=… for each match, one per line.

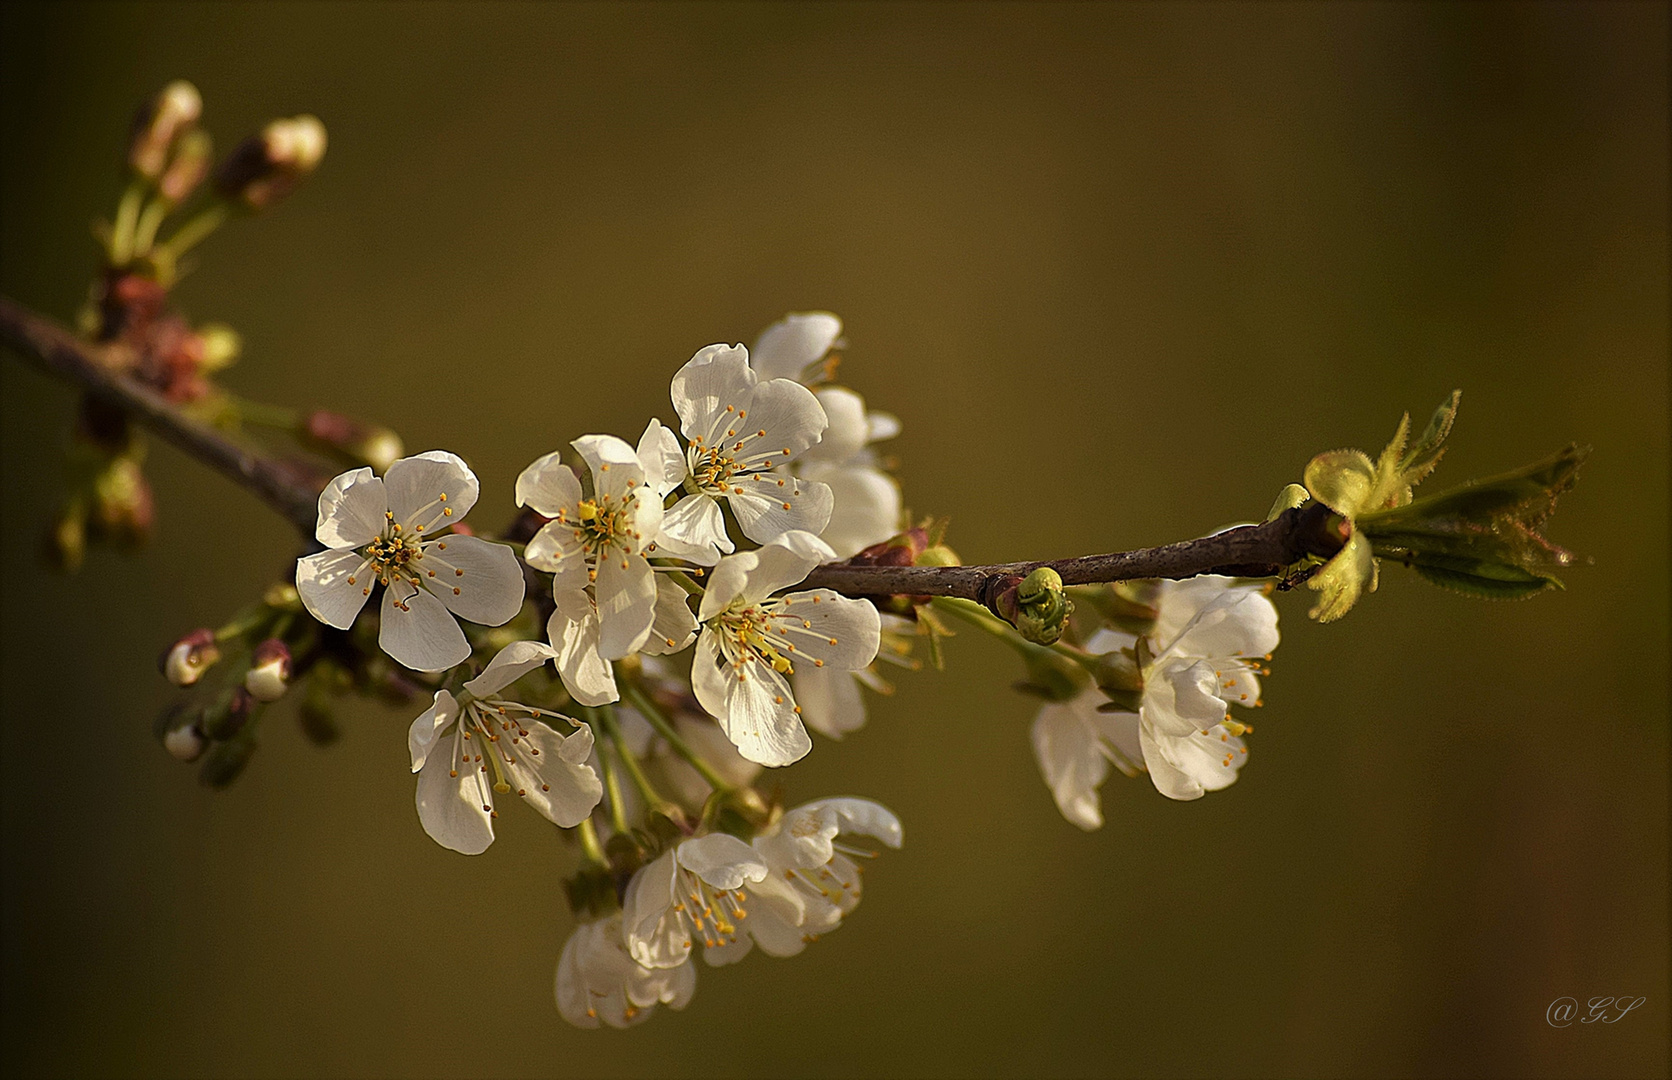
left=572, top=434, right=645, bottom=503
left=383, top=450, right=479, bottom=527
left=1032, top=702, right=1109, bottom=830
left=641, top=576, right=699, bottom=656
left=408, top=690, right=459, bottom=773
left=524, top=519, right=589, bottom=593
left=379, top=582, right=470, bottom=672
left=794, top=666, right=866, bottom=739
left=595, top=553, right=657, bottom=660
left=1163, top=584, right=1280, bottom=663
left=751, top=311, right=841, bottom=382
left=740, top=377, right=828, bottom=463
left=866, top=410, right=901, bottom=443
left=675, top=833, right=769, bottom=890
left=296, top=548, right=375, bottom=630
left=415, top=745, right=495, bottom=854
left=728, top=475, right=833, bottom=545
left=508, top=722, right=602, bottom=827
left=655, top=494, right=732, bottom=564
left=800, top=462, right=902, bottom=559
left=698, top=549, right=759, bottom=621
left=737, top=530, right=836, bottom=605
left=691, top=630, right=811, bottom=767
left=556, top=915, right=696, bottom=1029
left=637, top=418, right=688, bottom=499
left=802, top=386, right=869, bottom=463
left=463, top=640, right=557, bottom=697
left=425, top=534, right=525, bottom=626
left=623, top=851, right=691, bottom=969
left=798, top=797, right=903, bottom=849
left=547, top=594, right=619, bottom=706
left=515, top=451, right=583, bottom=518
left=1140, top=724, right=1246, bottom=801
left=672, top=344, right=755, bottom=439
left=754, top=804, right=839, bottom=870
left=770, top=590, right=880, bottom=672
left=314, top=467, right=387, bottom=548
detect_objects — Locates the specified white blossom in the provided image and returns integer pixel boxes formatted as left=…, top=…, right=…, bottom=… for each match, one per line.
left=296, top=452, right=525, bottom=672
left=407, top=640, right=602, bottom=854
left=656, top=344, right=833, bottom=561
left=517, top=435, right=666, bottom=661
left=794, top=612, right=916, bottom=740
left=749, top=314, right=903, bottom=559
left=556, top=913, right=694, bottom=1029
left=622, top=833, right=770, bottom=969
left=704, top=797, right=902, bottom=968
left=691, top=531, right=881, bottom=767
left=543, top=573, right=697, bottom=707
left=1032, top=577, right=1279, bottom=829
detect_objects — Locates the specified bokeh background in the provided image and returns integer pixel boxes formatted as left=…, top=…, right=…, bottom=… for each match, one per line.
left=2, top=3, right=1666, bottom=1078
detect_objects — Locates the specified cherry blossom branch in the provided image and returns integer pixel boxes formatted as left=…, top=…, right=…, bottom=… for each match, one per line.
left=802, top=504, right=1346, bottom=602
left=0, top=293, right=319, bottom=534
left=2, top=292, right=1345, bottom=610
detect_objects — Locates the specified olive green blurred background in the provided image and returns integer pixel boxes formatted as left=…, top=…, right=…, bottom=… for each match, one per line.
left=2, top=3, right=1666, bottom=1077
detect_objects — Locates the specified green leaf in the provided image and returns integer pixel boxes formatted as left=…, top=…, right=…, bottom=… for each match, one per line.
left=1411, top=563, right=1558, bottom=600
left=1304, top=449, right=1376, bottom=515
left=1398, top=389, right=1461, bottom=488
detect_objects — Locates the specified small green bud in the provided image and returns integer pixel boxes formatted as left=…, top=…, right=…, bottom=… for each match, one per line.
left=296, top=696, right=342, bottom=747
left=1090, top=648, right=1143, bottom=694
left=1012, top=567, right=1073, bottom=646
left=45, top=500, right=87, bottom=573
left=1265, top=483, right=1311, bottom=522
left=916, top=544, right=961, bottom=567
left=195, top=323, right=242, bottom=372
left=303, top=410, right=404, bottom=473
left=199, top=735, right=256, bottom=789
left=1013, top=650, right=1092, bottom=703
left=563, top=867, right=620, bottom=918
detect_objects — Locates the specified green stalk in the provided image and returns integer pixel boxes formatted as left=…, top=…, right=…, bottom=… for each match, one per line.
left=596, top=706, right=664, bottom=812
left=130, top=198, right=173, bottom=258
left=931, top=596, right=1094, bottom=675
left=616, top=672, right=731, bottom=794
left=584, top=707, right=632, bottom=835
left=152, top=201, right=230, bottom=265
left=576, top=817, right=609, bottom=867
left=109, top=180, right=147, bottom=266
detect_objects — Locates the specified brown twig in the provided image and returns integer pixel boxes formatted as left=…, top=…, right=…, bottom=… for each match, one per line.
left=0, top=293, right=319, bottom=534
left=2, top=292, right=1345, bottom=611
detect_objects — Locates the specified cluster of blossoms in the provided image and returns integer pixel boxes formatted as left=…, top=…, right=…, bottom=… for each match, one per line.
left=282, top=314, right=910, bottom=1024
left=33, top=81, right=1590, bottom=1037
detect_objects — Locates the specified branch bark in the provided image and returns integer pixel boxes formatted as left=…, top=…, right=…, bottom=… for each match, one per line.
left=2, top=292, right=1345, bottom=608
left=0, top=293, right=319, bottom=534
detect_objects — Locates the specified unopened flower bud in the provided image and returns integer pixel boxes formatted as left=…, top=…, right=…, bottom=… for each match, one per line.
left=194, top=323, right=242, bottom=372
left=201, top=686, right=254, bottom=740
left=243, top=639, right=293, bottom=702
left=157, top=128, right=212, bottom=204
left=161, top=628, right=221, bottom=687
left=214, top=115, right=327, bottom=211
left=164, top=723, right=208, bottom=763
left=302, top=410, right=404, bottom=472
left=199, top=736, right=256, bottom=790
left=45, top=501, right=87, bottom=573
left=263, top=582, right=301, bottom=611
left=297, top=696, right=341, bottom=746
left=991, top=567, right=1074, bottom=646
left=128, top=80, right=202, bottom=180
left=91, top=456, right=155, bottom=546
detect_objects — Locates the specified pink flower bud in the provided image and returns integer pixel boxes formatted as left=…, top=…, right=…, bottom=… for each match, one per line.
left=128, top=80, right=202, bottom=180
left=244, top=639, right=293, bottom=702
left=214, top=115, right=327, bottom=211
left=161, top=629, right=220, bottom=687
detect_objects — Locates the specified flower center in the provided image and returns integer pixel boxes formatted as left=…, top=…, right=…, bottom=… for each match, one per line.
left=671, top=867, right=750, bottom=950
left=686, top=403, right=796, bottom=494
left=443, top=699, right=559, bottom=814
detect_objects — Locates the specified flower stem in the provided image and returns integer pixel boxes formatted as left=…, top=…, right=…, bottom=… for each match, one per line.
left=109, top=180, right=146, bottom=266
left=131, top=197, right=173, bottom=259
left=596, top=705, right=665, bottom=813
left=616, top=672, right=731, bottom=794
left=585, top=708, right=632, bottom=835
left=226, top=395, right=301, bottom=430
left=152, top=201, right=230, bottom=266
left=576, top=817, right=608, bottom=867
left=931, top=596, right=1092, bottom=674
